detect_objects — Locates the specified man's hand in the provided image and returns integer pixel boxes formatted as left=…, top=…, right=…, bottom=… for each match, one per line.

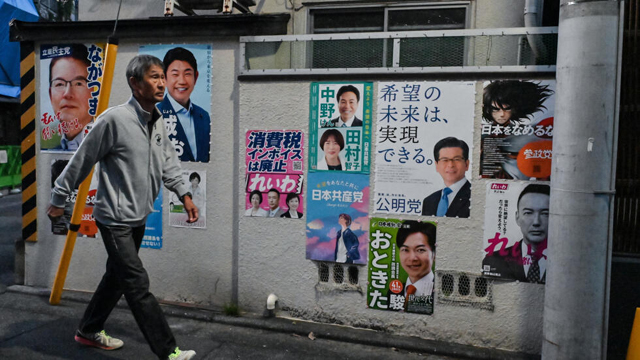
left=47, top=204, right=64, bottom=222
left=182, top=196, right=199, bottom=223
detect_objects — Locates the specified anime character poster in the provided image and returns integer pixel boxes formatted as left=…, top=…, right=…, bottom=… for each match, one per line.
left=141, top=190, right=163, bottom=249
left=306, top=172, right=369, bottom=264
left=480, top=80, right=556, bottom=180
left=368, top=218, right=437, bottom=315
left=245, top=130, right=304, bottom=218
left=50, top=158, right=98, bottom=237
left=40, top=43, right=105, bottom=151
left=481, top=181, right=550, bottom=284
left=139, top=44, right=212, bottom=163
left=374, top=82, right=475, bottom=217
left=309, top=82, right=373, bottom=174
left=169, top=170, right=206, bottom=228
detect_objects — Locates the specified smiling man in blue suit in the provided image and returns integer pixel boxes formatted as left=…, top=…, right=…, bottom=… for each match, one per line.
left=157, top=47, right=210, bottom=162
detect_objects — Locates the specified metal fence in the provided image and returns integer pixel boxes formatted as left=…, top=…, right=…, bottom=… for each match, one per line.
left=240, top=27, right=557, bottom=75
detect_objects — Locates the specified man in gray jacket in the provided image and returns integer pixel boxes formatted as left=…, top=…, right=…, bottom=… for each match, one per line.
left=48, top=55, right=197, bottom=360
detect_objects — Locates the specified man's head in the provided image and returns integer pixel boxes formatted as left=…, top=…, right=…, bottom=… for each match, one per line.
left=482, top=80, right=553, bottom=125
left=48, top=44, right=92, bottom=140
left=516, top=184, right=550, bottom=245
left=434, top=137, right=469, bottom=187
left=338, top=213, right=352, bottom=227
left=267, top=188, right=280, bottom=210
left=397, top=221, right=436, bottom=283
left=127, top=55, right=165, bottom=107
left=189, top=172, right=201, bottom=187
left=163, top=47, right=198, bottom=108
left=336, top=85, right=360, bottom=122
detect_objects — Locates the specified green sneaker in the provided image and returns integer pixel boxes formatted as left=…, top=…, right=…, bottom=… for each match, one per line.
left=168, top=347, right=196, bottom=360
left=74, top=329, right=124, bottom=350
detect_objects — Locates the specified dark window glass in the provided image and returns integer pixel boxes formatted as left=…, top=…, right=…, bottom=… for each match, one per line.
left=313, top=8, right=384, bottom=34
left=388, top=8, right=466, bottom=31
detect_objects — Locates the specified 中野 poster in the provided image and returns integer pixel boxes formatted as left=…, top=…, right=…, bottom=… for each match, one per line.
left=309, top=82, right=373, bottom=173
left=50, top=157, right=98, bottom=237
left=480, top=80, right=556, bottom=180
left=306, top=172, right=369, bottom=264
left=245, top=130, right=304, bottom=218
left=374, top=81, right=475, bottom=217
left=481, top=181, right=550, bottom=284
left=368, top=218, right=437, bottom=315
left=139, top=44, right=212, bottom=162
left=142, top=190, right=163, bottom=249
left=40, top=43, right=105, bottom=151
left=169, top=170, right=206, bottom=228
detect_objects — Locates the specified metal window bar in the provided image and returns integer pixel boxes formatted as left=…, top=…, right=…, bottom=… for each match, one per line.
left=239, top=27, right=557, bottom=76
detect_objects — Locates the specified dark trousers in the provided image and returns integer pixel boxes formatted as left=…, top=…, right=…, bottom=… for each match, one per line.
left=78, top=221, right=176, bottom=359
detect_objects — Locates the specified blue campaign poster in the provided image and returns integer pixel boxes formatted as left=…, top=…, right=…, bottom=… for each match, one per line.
left=142, top=189, right=162, bottom=249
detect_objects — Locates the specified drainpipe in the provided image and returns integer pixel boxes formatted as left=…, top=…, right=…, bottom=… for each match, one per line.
left=524, top=0, right=548, bottom=63
left=542, top=1, right=622, bottom=359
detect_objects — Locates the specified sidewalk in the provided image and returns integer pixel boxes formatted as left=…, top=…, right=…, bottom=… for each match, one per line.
left=0, top=285, right=537, bottom=360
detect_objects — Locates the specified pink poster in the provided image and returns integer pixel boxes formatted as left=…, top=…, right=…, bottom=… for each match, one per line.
left=245, top=130, right=304, bottom=218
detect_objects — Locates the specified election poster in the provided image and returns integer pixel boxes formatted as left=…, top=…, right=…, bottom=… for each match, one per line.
left=309, top=82, right=373, bottom=174
left=40, top=43, right=106, bottom=151
left=368, top=218, right=437, bottom=315
left=480, top=80, right=556, bottom=180
left=245, top=130, right=304, bottom=218
left=141, top=190, right=163, bottom=249
left=139, top=44, right=212, bottom=163
left=481, top=181, right=550, bottom=284
left=306, top=172, right=369, bottom=264
left=374, top=81, right=475, bottom=217
left=50, top=158, right=98, bottom=237
left=169, top=170, right=206, bottom=228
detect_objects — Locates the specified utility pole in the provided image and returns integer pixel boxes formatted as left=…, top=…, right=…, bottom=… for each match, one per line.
left=543, top=0, right=622, bottom=359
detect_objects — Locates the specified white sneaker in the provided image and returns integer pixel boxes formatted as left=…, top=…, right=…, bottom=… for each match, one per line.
left=74, top=330, right=124, bottom=350
left=168, top=347, right=196, bottom=360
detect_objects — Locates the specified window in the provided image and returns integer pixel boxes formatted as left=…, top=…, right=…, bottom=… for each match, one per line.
left=309, top=3, right=468, bottom=68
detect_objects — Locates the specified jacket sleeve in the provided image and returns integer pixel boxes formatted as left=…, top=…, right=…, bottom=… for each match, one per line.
left=161, top=126, right=189, bottom=199
left=50, top=114, right=117, bottom=208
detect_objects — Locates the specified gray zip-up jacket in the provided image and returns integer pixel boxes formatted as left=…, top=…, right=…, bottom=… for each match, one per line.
left=51, top=96, right=189, bottom=227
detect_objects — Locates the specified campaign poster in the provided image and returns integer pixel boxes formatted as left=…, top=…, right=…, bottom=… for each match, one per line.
left=481, top=181, right=550, bottom=284
left=368, top=218, right=437, bottom=315
left=142, top=190, right=163, bottom=249
left=374, top=82, right=475, bottom=217
left=306, top=172, right=369, bottom=264
left=480, top=80, right=556, bottom=180
left=40, top=43, right=105, bottom=151
left=50, top=158, right=98, bottom=237
left=245, top=130, right=304, bottom=218
left=309, top=82, right=373, bottom=174
left=139, top=44, right=212, bottom=163
left=169, top=170, right=206, bottom=228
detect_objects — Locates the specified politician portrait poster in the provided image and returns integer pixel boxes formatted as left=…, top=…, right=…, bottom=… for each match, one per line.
left=245, top=130, right=304, bottom=218
left=480, top=80, right=556, bottom=180
left=368, top=218, right=437, bottom=315
left=306, top=172, right=369, bottom=264
left=481, top=181, right=550, bottom=284
left=374, top=81, right=475, bottom=217
left=169, top=169, right=206, bottom=229
left=139, top=44, right=212, bottom=162
left=309, top=82, right=373, bottom=174
left=40, top=43, right=106, bottom=151
left=141, top=190, right=163, bottom=249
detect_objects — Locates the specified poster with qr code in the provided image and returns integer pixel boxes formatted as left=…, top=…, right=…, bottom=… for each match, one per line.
left=244, top=130, right=305, bottom=218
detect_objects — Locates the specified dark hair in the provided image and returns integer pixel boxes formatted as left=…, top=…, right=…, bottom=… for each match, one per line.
left=267, top=188, right=280, bottom=198
left=163, top=47, right=198, bottom=74
left=396, top=220, right=436, bottom=252
left=434, top=137, right=469, bottom=162
left=319, top=129, right=345, bottom=151
left=482, top=80, right=554, bottom=124
left=336, top=85, right=360, bottom=103
left=189, top=172, right=201, bottom=182
left=249, top=190, right=263, bottom=204
left=49, top=44, right=91, bottom=85
left=339, top=213, right=352, bottom=226
left=286, top=192, right=300, bottom=206
left=126, top=55, right=164, bottom=91
left=517, top=184, right=550, bottom=209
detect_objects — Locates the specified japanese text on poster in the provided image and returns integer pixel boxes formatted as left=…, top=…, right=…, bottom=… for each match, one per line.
left=142, top=190, right=163, bottom=249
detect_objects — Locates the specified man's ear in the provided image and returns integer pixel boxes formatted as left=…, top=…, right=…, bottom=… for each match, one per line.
left=194, top=70, right=199, bottom=83
left=129, top=77, right=138, bottom=92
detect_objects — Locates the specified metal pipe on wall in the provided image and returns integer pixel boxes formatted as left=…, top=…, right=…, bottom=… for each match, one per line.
left=542, top=0, right=622, bottom=358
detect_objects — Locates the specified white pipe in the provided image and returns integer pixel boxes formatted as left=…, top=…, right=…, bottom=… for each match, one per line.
left=266, top=293, right=278, bottom=310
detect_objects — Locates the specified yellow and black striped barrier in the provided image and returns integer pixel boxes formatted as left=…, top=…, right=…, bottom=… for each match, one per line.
left=20, top=41, right=36, bottom=243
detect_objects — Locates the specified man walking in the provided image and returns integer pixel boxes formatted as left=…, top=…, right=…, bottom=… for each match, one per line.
left=48, top=55, right=197, bottom=360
